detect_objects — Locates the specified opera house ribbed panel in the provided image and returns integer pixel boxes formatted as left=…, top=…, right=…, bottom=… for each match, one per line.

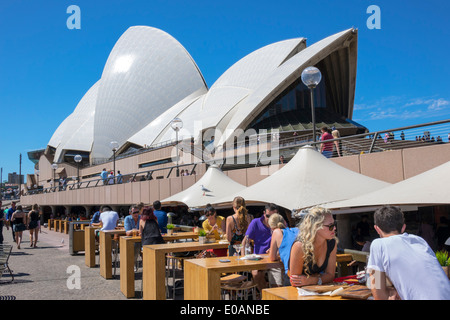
left=49, top=80, right=100, bottom=161
left=90, top=26, right=207, bottom=160
left=45, top=26, right=360, bottom=165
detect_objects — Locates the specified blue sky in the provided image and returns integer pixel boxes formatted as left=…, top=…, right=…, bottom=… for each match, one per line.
left=1, top=0, right=449, bottom=181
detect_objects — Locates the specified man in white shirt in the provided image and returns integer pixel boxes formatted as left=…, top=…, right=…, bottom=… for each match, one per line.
left=93, top=205, right=119, bottom=231
left=367, top=206, right=450, bottom=300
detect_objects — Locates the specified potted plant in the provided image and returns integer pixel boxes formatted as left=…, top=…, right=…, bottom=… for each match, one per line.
left=198, top=229, right=207, bottom=244
left=166, top=223, right=174, bottom=235
left=436, top=250, right=450, bottom=279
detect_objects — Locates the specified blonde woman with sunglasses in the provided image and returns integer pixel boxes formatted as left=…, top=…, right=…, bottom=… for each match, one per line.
left=289, top=207, right=337, bottom=287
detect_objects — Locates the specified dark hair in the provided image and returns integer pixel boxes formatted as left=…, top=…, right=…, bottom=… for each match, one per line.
left=153, top=200, right=162, bottom=210
left=265, top=203, right=278, bottom=212
left=374, top=206, right=404, bottom=234
left=101, top=205, right=112, bottom=212
left=141, top=206, right=157, bottom=221
left=204, top=204, right=216, bottom=216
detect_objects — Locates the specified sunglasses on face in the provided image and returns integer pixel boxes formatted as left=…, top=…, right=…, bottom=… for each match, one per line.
left=323, top=222, right=337, bottom=231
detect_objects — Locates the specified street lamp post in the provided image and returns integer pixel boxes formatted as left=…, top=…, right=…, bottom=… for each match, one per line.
left=301, top=66, right=322, bottom=143
left=51, top=163, right=58, bottom=190
left=110, top=141, right=119, bottom=180
left=74, top=154, right=82, bottom=186
left=171, top=118, right=183, bottom=177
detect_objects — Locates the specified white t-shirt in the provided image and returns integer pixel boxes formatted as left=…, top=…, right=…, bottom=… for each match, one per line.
left=368, top=233, right=450, bottom=300
left=99, top=211, right=119, bottom=231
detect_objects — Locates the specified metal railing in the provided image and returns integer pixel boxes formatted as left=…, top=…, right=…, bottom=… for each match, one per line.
left=21, top=119, right=450, bottom=197
left=22, top=162, right=201, bottom=196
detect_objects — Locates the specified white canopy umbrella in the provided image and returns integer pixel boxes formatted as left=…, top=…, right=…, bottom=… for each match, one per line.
left=161, top=164, right=246, bottom=209
left=324, top=160, right=450, bottom=210
left=213, top=145, right=390, bottom=211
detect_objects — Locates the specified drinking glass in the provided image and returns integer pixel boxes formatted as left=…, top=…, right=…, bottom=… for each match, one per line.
left=233, top=244, right=242, bottom=256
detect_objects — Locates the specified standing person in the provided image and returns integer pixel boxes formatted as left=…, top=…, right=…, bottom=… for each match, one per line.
left=100, top=168, right=108, bottom=185
left=139, top=206, right=164, bottom=246
left=108, top=171, right=115, bottom=185
left=152, top=200, right=168, bottom=233
left=289, top=207, right=337, bottom=287
left=225, top=196, right=252, bottom=256
left=331, top=129, right=342, bottom=157
left=241, top=203, right=279, bottom=293
left=28, top=204, right=40, bottom=248
left=0, top=200, right=4, bottom=245
left=116, top=171, right=123, bottom=184
left=7, top=202, right=17, bottom=242
left=320, top=126, right=333, bottom=158
left=367, top=206, right=450, bottom=300
left=11, top=205, right=27, bottom=249
left=268, top=213, right=298, bottom=287
left=202, top=204, right=227, bottom=257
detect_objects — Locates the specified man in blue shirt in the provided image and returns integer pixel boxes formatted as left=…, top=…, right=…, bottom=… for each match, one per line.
left=153, top=200, right=168, bottom=233
left=90, top=211, right=101, bottom=225
left=100, top=168, right=108, bottom=185
left=7, top=201, right=16, bottom=242
left=242, top=203, right=279, bottom=293
left=124, top=207, right=140, bottom=236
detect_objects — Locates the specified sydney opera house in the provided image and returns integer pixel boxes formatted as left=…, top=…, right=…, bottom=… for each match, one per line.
left=26, top=26, right=365, bottom=183
left=18, top=26, right=450, bottom=251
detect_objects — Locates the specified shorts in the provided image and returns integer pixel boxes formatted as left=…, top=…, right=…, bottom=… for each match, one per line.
left=267, top=267, right=291, bottom=287
left=28, top=221, right=38, bottom=230
left=13, top=223, right=27, bottom=232
left=322, top=150, right=332, bottom=159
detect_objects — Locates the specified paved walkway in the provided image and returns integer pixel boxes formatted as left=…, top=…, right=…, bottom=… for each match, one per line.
left=0, top=226, right=136, bottom=300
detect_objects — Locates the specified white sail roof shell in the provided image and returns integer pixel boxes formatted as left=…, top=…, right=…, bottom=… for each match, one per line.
left=141, top=38, right=306, bottom=146
left=90, top=26, right=207, bottom=159
left=47, top=27, right=358, bottom=165
left=50, top=80, right=100, bottom=161
left=215, top=28, right=356, bottom=147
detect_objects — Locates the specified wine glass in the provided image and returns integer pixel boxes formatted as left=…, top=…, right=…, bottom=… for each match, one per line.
left=233, top=244, right=242, bottom=256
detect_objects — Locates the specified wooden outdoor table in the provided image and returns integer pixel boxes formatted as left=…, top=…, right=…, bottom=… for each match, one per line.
left=143, top=241, right=229, bottom=300
left=262, top=286, right=350, bottom=300
left=120, top=232, right=200, bottom=298
left=161, top=231, right=198, bottom=242
left=184, top=254, right=283, bottom=300
left=120, top=236, right=142, bottom=298
left=84, top=226, right=100, bottom=267
left=63, top=220, right=70, bottom=234
left=48, top=219, right=54, bottom=231
left=99, top=229, right=126, bottom=279
left=54, top=219, right=60, bottom=232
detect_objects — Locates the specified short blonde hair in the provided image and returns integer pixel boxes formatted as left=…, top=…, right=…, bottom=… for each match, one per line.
left=332, top=130, right=340, bottom=139
left=268, top=213, right=286, bottom=230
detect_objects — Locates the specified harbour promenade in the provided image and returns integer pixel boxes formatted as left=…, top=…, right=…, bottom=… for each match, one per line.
left=0, top=226, right=134, bottom=300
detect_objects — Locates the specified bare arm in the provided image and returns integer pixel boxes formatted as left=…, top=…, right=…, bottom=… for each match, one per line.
left=225, top=216, right=233, bottom=242
left=268, top=229, right=282, bottom=261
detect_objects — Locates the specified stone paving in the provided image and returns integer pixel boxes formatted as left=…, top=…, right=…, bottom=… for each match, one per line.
left=0, top=225, right=140, bottom=300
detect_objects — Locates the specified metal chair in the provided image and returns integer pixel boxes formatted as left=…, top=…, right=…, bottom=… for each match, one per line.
left=0, top=244, right=14, bottom=282
left=221, top=279, right=258, bottom=300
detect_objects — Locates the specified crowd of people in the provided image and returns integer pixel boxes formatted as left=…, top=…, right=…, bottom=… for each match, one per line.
left=1, top=195, right=449, bottom=300
left=0, top=201, right=42, bottom=249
